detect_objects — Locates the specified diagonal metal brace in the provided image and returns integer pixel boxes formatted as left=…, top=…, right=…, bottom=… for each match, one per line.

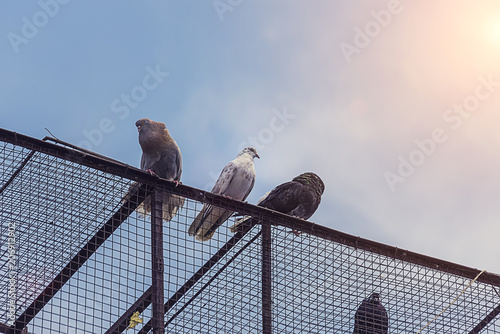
left=468, top=301, right=500, bottom=334
left=7, top=183, right=150, bottom=334
left=163, top=230, right=262, bottom=329
left=104, top=287, right=153, bottom=334
left=136, top=224, right=257, bottom=334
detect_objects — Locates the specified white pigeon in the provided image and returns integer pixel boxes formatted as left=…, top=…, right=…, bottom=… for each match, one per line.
left=188, top=147, right=259, bottom=241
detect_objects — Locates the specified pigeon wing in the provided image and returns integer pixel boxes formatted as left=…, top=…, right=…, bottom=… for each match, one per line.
left=229, top=181, right=299, bottom=233
left=188, top=203, right=212, bottom=237
left=287, top=186, right=321, bottom=220
left=190, top=149, right=257, bottom=241
left=155, top=143, right=182, bottom=181
left=259, top=181, right=304, bottom=214
left=212, top=161, right=238, bottom=195
left=194, top=207, right=235, bottom=241
left=188, top=162, right=239, bottom=237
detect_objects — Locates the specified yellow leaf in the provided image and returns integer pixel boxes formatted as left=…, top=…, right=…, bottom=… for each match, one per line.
left=127, top=311, right=143, bottom=330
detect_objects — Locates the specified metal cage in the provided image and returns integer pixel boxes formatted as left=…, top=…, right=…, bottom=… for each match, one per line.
left=1, top=128, right=500, bottom=333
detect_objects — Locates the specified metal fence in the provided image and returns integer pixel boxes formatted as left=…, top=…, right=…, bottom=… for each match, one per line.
left=1, top=128, right=500, bottom=333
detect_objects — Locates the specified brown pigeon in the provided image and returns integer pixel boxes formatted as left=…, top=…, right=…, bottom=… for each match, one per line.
left=129, top=118, right=184, bottom=222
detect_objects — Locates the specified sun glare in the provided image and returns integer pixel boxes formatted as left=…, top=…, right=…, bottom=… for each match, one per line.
left=483, top=18, right=500, bottom=48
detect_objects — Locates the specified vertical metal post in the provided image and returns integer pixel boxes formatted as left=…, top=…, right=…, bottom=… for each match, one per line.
left=151, top=189, right=165, bottom=334
left=261, top=221, right=272, bottom=334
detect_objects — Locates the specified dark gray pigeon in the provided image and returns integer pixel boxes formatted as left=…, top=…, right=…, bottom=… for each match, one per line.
left=188, top=147, right=259, bottom=241
left=229, top=172, right=324, bottom=233
left=128, top=118, right=184, bottom=222
left=353, top=293, right=388, bottom=334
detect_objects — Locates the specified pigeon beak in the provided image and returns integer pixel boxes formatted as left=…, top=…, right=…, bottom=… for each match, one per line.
left=137, top=125, right=142, bottom=133
left=255, top=153, right=260, bottom=159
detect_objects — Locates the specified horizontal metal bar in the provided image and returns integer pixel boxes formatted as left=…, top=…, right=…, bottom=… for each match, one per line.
left=271, top=217, right=500, bottom=287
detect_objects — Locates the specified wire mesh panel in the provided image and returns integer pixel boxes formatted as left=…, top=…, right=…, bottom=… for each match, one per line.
left=270, top=225, right=500, bottom=333
left=1, top=129, right=500, bottom=334
left=161, top=200, right=264, bottom=333
left=0, top=141, right=151, bottom=333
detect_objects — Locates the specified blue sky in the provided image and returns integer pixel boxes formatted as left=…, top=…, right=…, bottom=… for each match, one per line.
left=2, top=1, right=500, bottom=273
